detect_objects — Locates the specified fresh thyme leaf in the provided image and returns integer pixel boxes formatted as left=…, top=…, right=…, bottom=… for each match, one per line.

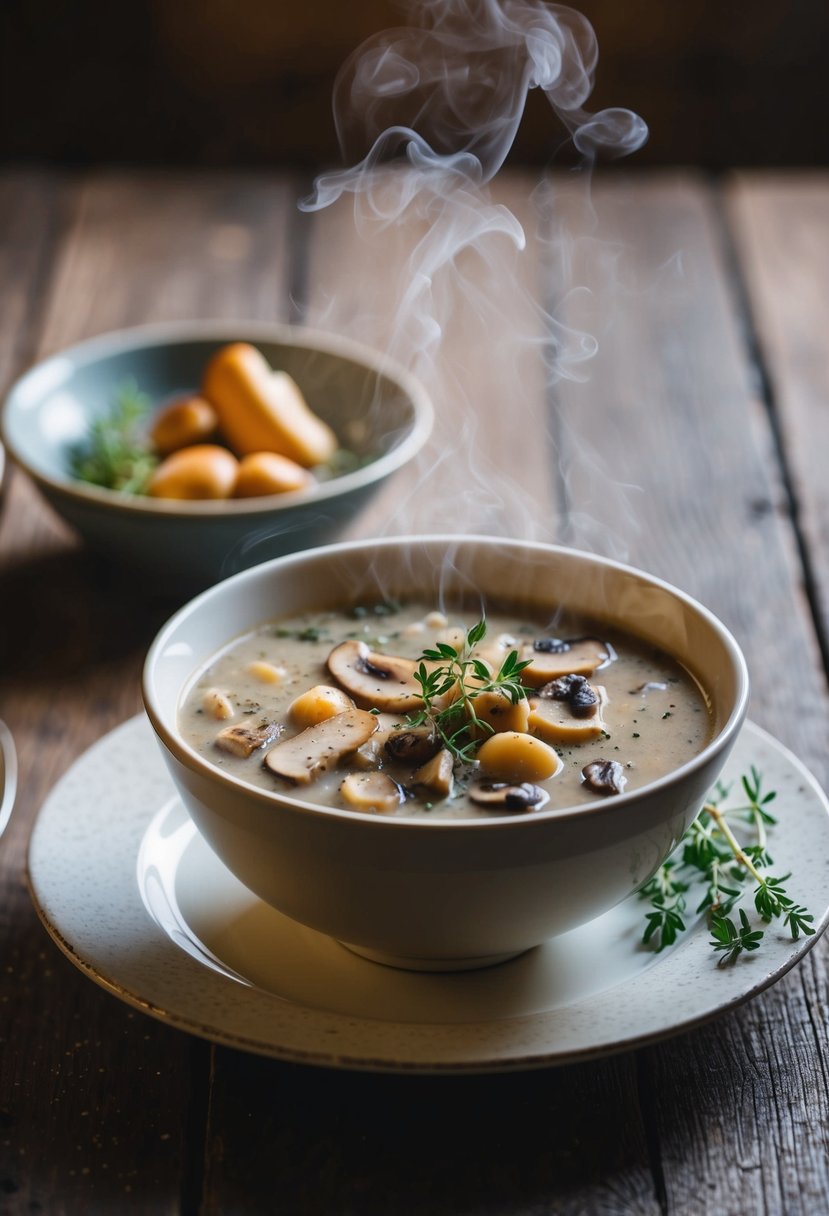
left=69, top=379, right=158, bottom=493
left=783, top=904, right=816, bottom=939
left=467, top=618, right=487, bottom=648
left=406, top=618, right=531, bottom=764
left=710, top=908, right=764, bottom=965
left=640, top=769, right=815, bottom=964
left=644, top=903, right=686, bottom=948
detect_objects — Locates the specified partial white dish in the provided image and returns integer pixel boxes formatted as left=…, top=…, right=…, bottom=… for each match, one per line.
left=28, top=716, right=829, bottom=1073
left=0, top=719, right=17, bottom=838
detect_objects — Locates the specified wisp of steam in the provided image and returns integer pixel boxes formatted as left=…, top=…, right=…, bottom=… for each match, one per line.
left=300, top=0, right=647, bottom=546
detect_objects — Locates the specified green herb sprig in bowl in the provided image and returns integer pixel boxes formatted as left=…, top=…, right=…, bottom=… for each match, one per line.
left=405, top=619, right=532, bottom=764
left=68, top=380, right=158, bottom=494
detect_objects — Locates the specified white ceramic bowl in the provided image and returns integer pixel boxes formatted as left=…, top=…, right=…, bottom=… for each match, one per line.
left=143, top=536, right=749, bottom=970
left=1, top=322, right=432, bottom=588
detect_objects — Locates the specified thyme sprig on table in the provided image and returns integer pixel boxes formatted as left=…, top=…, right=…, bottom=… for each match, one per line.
left=69, top=379, right=158, bottom=493
left=640, top=765, right=815, bottom=963
left=406, top=619, right=531, bottom=764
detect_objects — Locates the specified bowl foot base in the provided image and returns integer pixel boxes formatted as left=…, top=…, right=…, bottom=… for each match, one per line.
left=337, top=940, right=528, bottom=972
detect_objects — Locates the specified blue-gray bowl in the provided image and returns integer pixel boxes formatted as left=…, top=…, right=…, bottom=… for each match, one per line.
left=1, top=322, right=433, bottom=587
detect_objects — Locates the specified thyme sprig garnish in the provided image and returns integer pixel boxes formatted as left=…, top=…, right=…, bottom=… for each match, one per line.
left=640, top=765, right=815, bottom=963
left=406, top=619, right=531, bottom=764
left=69, top=379, right=158, bottom=493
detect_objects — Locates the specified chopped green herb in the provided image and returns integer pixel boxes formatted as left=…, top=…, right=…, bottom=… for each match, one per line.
left=350, top=601, right=402, bottom=619
left=275, top=626, right=328, bottom=643
left=69, top=379, right=158, bottom=493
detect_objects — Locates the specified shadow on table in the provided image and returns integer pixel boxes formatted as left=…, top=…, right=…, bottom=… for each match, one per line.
left=0, top=548, right=183, bottom=681
left=198, top=1048, right=658, bottom=1212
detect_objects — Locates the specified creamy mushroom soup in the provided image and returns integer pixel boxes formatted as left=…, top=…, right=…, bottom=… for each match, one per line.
left=178, top=601, right=712, bottom=819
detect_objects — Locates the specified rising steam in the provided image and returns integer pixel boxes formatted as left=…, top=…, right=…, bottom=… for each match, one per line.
left=300, top=0, right=647, bottom=545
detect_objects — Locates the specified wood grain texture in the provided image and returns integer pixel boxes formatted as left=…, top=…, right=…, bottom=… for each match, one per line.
left=545, top=172, right=829, bottom=1216
left=726, top=174, right=829, bottom=659
left=203, top=1053, right=660, bottom=1216
left=2, top=168, right=829, bottom=1216
left=0, top=170, right=296, bottom=1215
left=302, top=169, right=558, bottom=540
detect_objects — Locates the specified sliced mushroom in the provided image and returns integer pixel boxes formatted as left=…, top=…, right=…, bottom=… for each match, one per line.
left=469, top=781, right=549, bottom=813
left=351, top=713, right=406, bottom=769
left=539, top=673, right=600, bottom=718
left=528, top=686, right=608, bottom=745
left=582, top=758, right=627, bottom=796
left=264, top=708, right=378, bottom=784
left=411, top=748, right=454, bottom=799
left=340, top=771, right=404, bottom=814
left=326, top=640, right=424, bottom=712
left=215, top=720, right=282, bottom=758
left=520, top=637, right=610, bottom=688
left=384, top=725, right=441, bottom=766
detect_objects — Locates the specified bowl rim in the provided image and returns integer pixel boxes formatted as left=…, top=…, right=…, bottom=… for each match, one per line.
left=142, top=534, right=751, bottom=830
left=0, top=319, right=434, bottom=518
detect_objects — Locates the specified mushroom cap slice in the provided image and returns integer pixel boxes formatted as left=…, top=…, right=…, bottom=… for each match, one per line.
left=528, top=686, right=608, bottom=745
left=582, top=758, right=627, bottom=796
left=539, top=674, right=600, bottom=718
left=264, top=708, right=378, bottom=785
left=411, top=748, right=455, bottom=799
left=326, top=640, right=425, bottom=712
left=340, top=771, right=404, bottom=814
left=384, top=725, right=441, bottom=766
left=519, top=638, right=609, bottom=688
left=469, top=781, right=549, bottom=813
left=215, top=720, right=282, bottom=758
left=351, top=713, right=407, bottom=770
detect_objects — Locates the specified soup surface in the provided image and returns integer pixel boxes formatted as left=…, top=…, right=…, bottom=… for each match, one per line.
left=178, top=601, right=712, bottom=819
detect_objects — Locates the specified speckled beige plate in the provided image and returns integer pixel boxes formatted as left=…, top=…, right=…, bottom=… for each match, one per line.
left=27, top=716, right=829, bottom=1074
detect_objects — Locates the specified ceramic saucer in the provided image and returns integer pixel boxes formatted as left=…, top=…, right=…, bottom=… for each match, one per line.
left=27, top=716, right=829, bottom=1073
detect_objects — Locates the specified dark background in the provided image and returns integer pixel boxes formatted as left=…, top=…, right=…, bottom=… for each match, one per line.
left=2, top=0, right=828, bottom=169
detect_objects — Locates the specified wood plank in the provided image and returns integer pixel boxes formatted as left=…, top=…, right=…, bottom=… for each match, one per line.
left=301, top=169, right=558, bottom=538
left=726, top=173, right=829, bottom=657
left=546, top=172, right=829, bottom=1214
left=37, top=170, right=297, bottom=351
left=0, top=169, right=296, bottom=1214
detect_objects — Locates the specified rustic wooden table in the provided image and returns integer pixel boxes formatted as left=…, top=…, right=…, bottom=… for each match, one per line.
left=1, top=167, right=828, bottom=1214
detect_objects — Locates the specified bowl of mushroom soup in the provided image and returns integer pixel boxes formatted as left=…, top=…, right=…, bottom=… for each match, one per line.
left=142, top=535, right=749, bottom=971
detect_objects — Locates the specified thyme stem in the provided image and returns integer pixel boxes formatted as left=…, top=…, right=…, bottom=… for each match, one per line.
left=704, top=802, right=766, bottom=885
